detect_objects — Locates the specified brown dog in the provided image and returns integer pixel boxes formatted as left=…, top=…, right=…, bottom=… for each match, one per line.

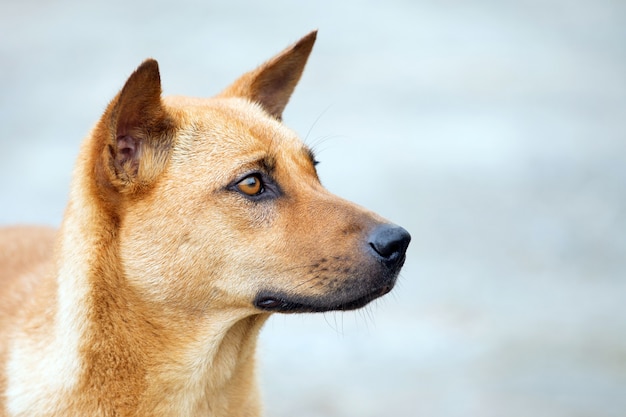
left=0, top=31, right=410, bottom=416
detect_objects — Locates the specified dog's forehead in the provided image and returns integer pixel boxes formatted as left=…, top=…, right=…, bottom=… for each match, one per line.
left=164, top=96, right=313, bottom=174
left=167, top=96, right=298, bottom=142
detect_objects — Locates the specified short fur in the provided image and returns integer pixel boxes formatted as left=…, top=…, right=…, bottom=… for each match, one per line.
left=0, top=31, right=410, bottom=416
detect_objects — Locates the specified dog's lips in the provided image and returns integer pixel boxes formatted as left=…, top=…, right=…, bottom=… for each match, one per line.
left=254, top=283, right=395, bottom=313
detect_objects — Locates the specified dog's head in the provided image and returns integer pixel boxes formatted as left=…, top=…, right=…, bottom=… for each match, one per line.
left=89, top=31, right=409, bottom=316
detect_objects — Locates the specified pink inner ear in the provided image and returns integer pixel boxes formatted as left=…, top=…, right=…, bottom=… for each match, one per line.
left=116, top=135, right=139, bottom=166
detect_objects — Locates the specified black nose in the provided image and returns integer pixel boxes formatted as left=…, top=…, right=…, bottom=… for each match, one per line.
left=368, top=224, right=411, bottom=268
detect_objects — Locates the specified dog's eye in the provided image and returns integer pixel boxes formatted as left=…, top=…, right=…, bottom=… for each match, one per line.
left=237, top=174, right=264, bottom=196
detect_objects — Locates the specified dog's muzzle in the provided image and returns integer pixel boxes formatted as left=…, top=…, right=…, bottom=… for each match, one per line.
left=254, top=223, right=411, bottom=313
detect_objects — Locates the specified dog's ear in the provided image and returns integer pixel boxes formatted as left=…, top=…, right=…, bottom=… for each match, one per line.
left=98, top=59, right=174, bottom=194
left=219, top=30, right=317, bottom=120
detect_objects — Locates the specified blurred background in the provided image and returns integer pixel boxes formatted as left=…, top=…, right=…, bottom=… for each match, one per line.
left=1, top=0, right=625, bottom=416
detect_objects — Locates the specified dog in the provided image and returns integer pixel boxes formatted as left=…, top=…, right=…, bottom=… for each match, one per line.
left=0, top=31, right=410, bottom=416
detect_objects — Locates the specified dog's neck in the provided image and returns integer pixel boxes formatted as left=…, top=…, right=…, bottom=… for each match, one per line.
left=47, top=152, right=269, bottom=416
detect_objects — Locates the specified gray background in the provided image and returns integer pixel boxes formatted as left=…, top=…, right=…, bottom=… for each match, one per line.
left=1, top=1, right=625, bottom=416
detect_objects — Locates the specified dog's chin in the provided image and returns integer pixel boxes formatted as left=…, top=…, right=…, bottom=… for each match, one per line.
left=253, top=282, right=395, bottom=313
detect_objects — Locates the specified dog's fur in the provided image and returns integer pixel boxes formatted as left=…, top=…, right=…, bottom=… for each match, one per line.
left=0, top=32, right=410, bottom=416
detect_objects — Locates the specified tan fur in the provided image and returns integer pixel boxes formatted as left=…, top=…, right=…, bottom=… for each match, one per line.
left=0, top=31, right=409, bottom=416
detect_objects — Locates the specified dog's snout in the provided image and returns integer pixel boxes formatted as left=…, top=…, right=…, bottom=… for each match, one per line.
left=368, top=224, right=411, bottom=268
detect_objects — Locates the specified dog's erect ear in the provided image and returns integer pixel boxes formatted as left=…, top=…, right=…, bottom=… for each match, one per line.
left=219, top=30, right=317, bottom=120
left=114, top=59, right=165, bottom=141
left=99, top=59, right=173, bottom=193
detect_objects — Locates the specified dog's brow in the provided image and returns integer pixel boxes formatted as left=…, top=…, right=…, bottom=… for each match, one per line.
left=252, top=155, right=276, bottom=174
left=260, top=155, right=276, bottom=172
left=237, top=152, right=276, bottom=173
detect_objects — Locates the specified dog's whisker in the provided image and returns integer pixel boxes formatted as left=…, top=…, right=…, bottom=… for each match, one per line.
left=321, top=312, right=345, bottom=337
left=292, top=275, right=320, bottom=290
left=308, top=134, right=346, bottom=163
left=275, top=263, right=317, bottom=274
left=303, top=104, right=333, bottom=145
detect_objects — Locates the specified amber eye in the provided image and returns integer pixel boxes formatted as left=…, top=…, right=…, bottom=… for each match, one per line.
left=237, top=174, right=264, bottom=196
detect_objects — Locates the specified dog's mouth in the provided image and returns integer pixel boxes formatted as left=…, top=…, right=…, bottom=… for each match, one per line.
left=253, top=283, right=394, bottom=313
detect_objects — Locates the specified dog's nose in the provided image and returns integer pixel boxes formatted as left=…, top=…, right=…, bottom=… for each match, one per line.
left=368, top=224, right=411, bottom=268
